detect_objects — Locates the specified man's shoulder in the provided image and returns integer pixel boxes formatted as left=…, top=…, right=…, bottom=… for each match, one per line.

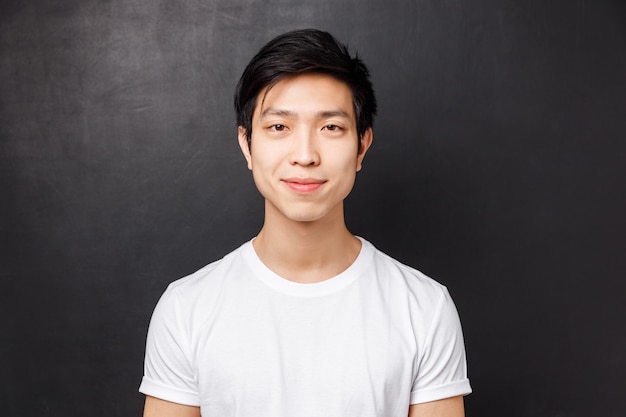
left=164, top=240, right=252, bottom=299
left=364, top=238, right=449, bottom=298
left=360, top=239, right=459, bottom=342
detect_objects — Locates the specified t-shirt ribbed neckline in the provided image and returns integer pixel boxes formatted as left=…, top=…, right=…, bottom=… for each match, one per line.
left=241, top=236, right=373, bottom=297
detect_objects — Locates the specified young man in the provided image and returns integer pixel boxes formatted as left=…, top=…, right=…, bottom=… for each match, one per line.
left=140, top=29, right=471, bottom=417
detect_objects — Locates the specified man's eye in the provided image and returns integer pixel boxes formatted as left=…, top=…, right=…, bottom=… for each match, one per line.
left=270, top=124, right=286, bottom=131
left=324, top=124, right=341, bottom=131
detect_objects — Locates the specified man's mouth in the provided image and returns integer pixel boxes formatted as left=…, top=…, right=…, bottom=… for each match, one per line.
left=282, top=178, right=326, bottom=192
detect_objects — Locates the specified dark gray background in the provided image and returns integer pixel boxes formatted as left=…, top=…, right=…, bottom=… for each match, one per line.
left=2, top=0, right=625, bottom=416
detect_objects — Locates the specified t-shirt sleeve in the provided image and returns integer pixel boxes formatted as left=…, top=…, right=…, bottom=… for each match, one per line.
left=139, top=286, right=200, bottom=406
left=410, top=287, right=472, bottom=404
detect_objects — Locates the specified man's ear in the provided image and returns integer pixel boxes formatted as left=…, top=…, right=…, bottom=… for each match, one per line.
left=356, top=128, right=373, bottom=172
left=238, top=126, right=252, bottom=170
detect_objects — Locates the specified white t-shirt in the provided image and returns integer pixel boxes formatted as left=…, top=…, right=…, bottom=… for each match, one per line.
left=140, top=237, right=471, bottom=416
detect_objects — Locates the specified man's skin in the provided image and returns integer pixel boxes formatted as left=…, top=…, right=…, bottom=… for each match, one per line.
left=143, top=73, right=465, bottom=416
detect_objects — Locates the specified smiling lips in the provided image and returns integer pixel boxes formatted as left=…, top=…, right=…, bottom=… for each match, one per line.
left=282, top=178, right=326, bottom=192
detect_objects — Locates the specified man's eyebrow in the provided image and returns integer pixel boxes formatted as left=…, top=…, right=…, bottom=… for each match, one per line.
left=259, top=108, right=352, bottom=120
left=315, top=110, right=351, bottom=119
left=259, top=108, right=297, bottom=120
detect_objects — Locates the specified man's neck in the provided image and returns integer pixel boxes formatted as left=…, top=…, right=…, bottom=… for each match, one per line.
left=252, top=204, right=362, bottom=284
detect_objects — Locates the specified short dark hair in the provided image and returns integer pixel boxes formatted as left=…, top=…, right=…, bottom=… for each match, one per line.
left=234, top=29, right=377, bottom=146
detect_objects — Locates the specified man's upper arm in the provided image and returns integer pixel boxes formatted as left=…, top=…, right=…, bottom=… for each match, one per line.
left=410, top=288, right=471, bottom=404
left=408, top=395, right=465, bottom=417
left=143, top=396, right=201, bottom=417
left=140, top=287, right=199, bottom=405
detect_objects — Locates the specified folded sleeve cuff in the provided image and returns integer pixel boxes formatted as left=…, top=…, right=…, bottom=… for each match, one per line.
left=410, top=379, right=472, bottom=405
left=139, top=376, right=200, bottom=407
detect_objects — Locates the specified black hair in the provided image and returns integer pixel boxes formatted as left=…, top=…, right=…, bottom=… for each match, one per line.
left=234, top=29, right=377, bottom=147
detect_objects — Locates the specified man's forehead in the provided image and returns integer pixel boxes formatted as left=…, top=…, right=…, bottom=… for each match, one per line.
left=253, top=74, right=355, bottom=122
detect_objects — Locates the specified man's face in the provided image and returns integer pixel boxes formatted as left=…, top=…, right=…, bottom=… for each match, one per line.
left=238, top=73, right=372, bottom=225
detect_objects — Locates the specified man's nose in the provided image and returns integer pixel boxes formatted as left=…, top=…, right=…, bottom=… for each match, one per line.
left=289, top=128, right=320, bottom=166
